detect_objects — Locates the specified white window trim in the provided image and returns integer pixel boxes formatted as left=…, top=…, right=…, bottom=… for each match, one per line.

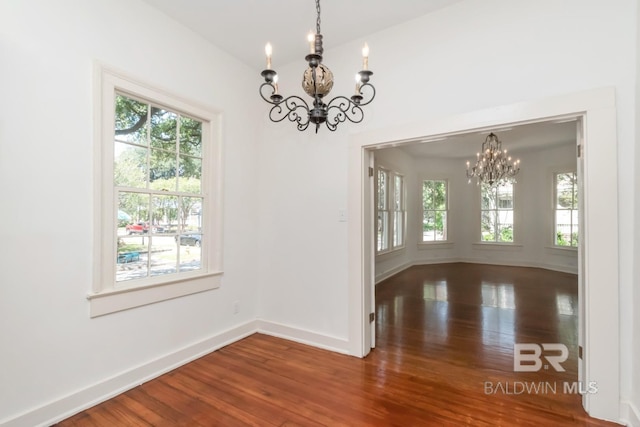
left=88, top=64, right=224, bottom=317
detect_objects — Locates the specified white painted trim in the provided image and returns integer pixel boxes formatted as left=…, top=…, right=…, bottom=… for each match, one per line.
left=375, top=260, right=414, bottom=284
left=349, top=86, right=620, bottom=421
left=257, top=319, right=350, bottom=355
left=621, top=400, right=640, bottom=427
left=0, top=321, right=258, bottom=427
left=91, top=63, right=225, bottom=316
left=375, top=259, right=577, bottom=284
left=87, top=272, right=223, bottom=317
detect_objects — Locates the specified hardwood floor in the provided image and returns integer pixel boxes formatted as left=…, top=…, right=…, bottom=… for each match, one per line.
left=58, top=263, right=619, bottom=426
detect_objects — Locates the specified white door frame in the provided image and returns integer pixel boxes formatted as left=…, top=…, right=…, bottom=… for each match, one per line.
left=347, top=87, right=619, bottom=422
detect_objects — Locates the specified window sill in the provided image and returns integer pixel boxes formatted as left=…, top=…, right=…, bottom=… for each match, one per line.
left=88, top=271, right=223, bottom=317
left=472, top=242, right=523, bottom=250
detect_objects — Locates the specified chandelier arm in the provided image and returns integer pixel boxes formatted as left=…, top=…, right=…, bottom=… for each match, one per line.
left=259, top=82, right=279, bottom=104
left=325, top=96, right=365, bottom=131
left=261, top=93, right=312, bottom=131
left=355, top=83, right=376, bottom=107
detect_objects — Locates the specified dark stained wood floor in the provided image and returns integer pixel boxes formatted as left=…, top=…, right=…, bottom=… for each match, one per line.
left=58, top=263, right=620, bottom=426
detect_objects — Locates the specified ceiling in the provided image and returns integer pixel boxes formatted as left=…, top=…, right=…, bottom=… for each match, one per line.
left=382, top=120, right=578, bottom=159
left=140, top=0, right=464, bottom=71
left=140, top=0, right=576, bottom=156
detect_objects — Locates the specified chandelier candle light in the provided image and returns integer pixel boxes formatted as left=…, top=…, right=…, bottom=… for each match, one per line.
left=466, top=132, right=521, bottom=187
left=259, top=0, right=376, bottom=133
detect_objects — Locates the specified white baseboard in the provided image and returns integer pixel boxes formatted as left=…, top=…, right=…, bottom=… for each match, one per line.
left=0, top=320, right=259, bottom=427
left=0, top=319, right=353, bottom=427
left=257, top=319, right=350, bottom=355
left=375, top=258, right=577, bottom=284
left=375, top=261, right=414, bottom=284
left=621, top=400, right=640, bottom=426
left=456, top=257, right=579, bottom=275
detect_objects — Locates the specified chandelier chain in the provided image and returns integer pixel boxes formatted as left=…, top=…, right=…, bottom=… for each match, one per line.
left=315, top=0, right=321, bottom=34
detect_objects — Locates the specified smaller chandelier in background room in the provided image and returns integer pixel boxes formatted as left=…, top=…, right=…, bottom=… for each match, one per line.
left=259, top=0, right=375, bottom=133
left=466, top=132, right=520, bottom=187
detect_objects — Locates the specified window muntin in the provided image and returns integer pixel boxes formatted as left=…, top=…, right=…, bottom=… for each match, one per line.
left=481, top=183, right=514, bottom=242
left=376, top=168, right=405, bottom=253
left=554, top=172, right=578, bottom=247
left=422, top=180, right=448, bottom=242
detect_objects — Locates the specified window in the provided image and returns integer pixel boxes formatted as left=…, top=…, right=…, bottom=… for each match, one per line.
left=422, top=180, right=448, bottom=242
left=554, top=172, right=578, bottom=247
left=481, top=183, right=514, bottom=242
left=376, top=168, right=405, bottom=252
left=89, top=66, right=223, bottom=317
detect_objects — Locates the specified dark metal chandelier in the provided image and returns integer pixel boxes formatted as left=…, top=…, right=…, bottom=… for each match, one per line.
left=259, top=0, right=376, bottom=133
left=466, top=132, right=521, bottom=186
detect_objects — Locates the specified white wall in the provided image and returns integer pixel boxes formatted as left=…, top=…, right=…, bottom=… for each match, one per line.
left=257, top=0, right=636, bottom=423
left=374, top=143, right=577, bottom=281
left=631, top=0, right=640, bottom=425
left=0, top=0, right=260, bottom=424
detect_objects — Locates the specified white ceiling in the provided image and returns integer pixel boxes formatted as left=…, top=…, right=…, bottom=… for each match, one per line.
left=140, top=0, right=464, bottom=71
left=381, top=120, right=578, bottom=159
left=140, top=0, right=577, bottom=155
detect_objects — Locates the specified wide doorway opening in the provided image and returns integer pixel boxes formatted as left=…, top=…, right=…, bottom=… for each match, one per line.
left=348, top=88, right=619, bottom=421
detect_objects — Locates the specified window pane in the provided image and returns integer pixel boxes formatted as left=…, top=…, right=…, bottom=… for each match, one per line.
left=151, top=195, right=178, bottom=234
left=394, top=175, right=402, bottom=210
left=434, top=181, right=446, bottom=210
left=119, top=192, right=149, bottom=233
left=150, top=107, right=177, bottom=151
left=377, top=211, right=388, bottom=251
left=423, top=210, right=435, bottom=241
left=435, top=211, right=447, bottom=241
left=393, top=212, right=403, bottom=247
left=556, top=173, right=574, bottom=209
left=114, top=142, right=147, bottom=188
left=116, top=235, right=149, bottom=282
left=481, top=186, right=496, bottom=210
left=115, top=95, right=148, bottom=145
left=423, top=181, right=433, bottom=210
left=377, top=170, right=387, bottom=210
left=178, top=233, right=202, bottom=272
left=180, top=197, right=203, bottom=232
left=481, top=211, right=496, bottom=242
left=149, top=236, right=178, bottom=277
left=554, top=172, right=578, bottom=247
left=180, top=116, right=202, bottom=157
left=497, top=183, right=513, bottom=209
left=150, top=148, right=177, bottom=182
left=179, top=156, right=202, bottom=192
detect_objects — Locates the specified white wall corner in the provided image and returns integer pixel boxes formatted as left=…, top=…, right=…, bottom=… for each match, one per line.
left=257, top=319, right=350, bottom=355
left=0, top=321, right=259, bottom=427
left=375, top=261, right=414, bottom=284
left=621, top=400, right=640, bottom=427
